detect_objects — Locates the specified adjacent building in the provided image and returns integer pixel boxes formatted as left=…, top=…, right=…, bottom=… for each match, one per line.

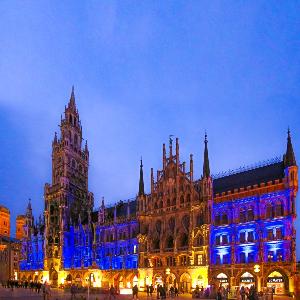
left=0, top=205, right=20, bottom=282
left=18, top=89, right=298, bottom=295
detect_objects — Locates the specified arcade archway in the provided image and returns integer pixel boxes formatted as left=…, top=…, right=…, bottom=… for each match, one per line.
left=239, top=272, right=256, bottom=289
left=50, top=270, right=58, bottom=287
left=180, top=272, right=191, bottom=293
left=267, top=270, right=288, bottom=294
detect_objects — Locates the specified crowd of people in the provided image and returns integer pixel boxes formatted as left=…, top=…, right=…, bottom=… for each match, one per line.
left=1, top=279, right=51, bottom=299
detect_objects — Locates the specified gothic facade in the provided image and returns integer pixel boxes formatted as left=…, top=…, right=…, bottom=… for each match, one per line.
left=18, top=89, right=298, bottom=294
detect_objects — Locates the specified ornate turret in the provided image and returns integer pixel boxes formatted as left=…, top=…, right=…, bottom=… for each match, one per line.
left=139, top=158, right=145, bottom=196
left=284, top=128, right=297, bottom=167
left=203, top=132, right=210, bottom=178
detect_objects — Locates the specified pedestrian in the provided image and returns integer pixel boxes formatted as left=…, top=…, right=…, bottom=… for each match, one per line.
left=109, top=285, right=116, bottom=300
left=149, top=284, right=154, bottom=298
left=132, top=284, right=139, bottom=300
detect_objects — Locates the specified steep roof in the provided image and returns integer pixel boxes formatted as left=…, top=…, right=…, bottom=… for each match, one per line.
left=213, top=160, right=285, bottom=195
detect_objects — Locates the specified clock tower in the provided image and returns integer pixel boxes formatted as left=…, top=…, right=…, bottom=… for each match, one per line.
left=44, top=87, right=94, bottom=285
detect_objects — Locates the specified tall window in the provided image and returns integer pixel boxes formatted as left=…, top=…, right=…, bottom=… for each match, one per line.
left=248, top=231, right=254, bottom=242
left=215, top=215, right=220, bottom=226
left=266, top=204, right=273, bottom=219
left=240, top=252, right=246, bottom=263
left=248, top=207, right=254, bottom=221
left=240, top=209, right=246, bottom=223
left=276, top=227, right=283, bottom=239
left=267, top=229, right=274, bottom=240
left=216, top=236, right=221, bottom=246
left=223, top=254, right=229, bottom=264
left=277, top=250, right=283, bottom=262
left=180, top=255, right=188, bottom=266
left=222, top=235, right=228, bottom=245
left=275, top=201, right=283, bottom=217
left=197, top=254, right=203, bottom=265
left=267, top=251, right=274, bottom=262
left=248, top=252, right=255, bottom=263
left=240, top=232, right=246, bottom=243
left=222, top=214, right=228, bottom=225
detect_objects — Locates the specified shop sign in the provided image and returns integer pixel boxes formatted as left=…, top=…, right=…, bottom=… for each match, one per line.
left=267, top=277, right=283, bottom=283
left=218, top=278, right=228, bottom=283
left=240, top=277, right=255, bottom=283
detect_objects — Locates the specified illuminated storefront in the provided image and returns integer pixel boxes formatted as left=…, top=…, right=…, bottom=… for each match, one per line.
left=267, top=271, right=286, bottom=295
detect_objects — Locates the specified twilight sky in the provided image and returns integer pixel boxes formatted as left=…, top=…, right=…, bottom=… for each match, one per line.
left=0, top=1, right=299, bottom=258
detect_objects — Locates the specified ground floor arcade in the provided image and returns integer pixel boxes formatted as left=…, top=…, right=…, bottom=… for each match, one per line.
left=210, top=264, right=295, bottom=295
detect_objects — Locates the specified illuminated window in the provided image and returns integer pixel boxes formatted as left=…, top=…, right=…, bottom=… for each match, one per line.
left=267, top=251, right=274, bottom=262
left=180, top=255, right=188, bottom=266
left=277, top=250, right=283, bottom=262
left=133, top=245, right=137, bottom=254
left=197, top=254, right=203, bottom=265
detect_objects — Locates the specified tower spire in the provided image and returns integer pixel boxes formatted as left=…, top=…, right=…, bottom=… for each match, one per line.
left=139, top=157, right=145, bottom=196
left=68, top=85, right=76, bottom=110
left=203, top=132, right=210, bottom=178
left=284, top=128, right=297, bottom=167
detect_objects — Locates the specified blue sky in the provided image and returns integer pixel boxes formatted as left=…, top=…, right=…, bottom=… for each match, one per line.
left=0, top=1, right=299, bottom=258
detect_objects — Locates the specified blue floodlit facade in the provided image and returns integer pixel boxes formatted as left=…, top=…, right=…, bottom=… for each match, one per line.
left=18, top=89, right=298, bottom=294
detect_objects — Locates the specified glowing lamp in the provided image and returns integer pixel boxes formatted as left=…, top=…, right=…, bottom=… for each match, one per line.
left=254, top=265, right=260, bottom=273
left=166, top=268, right=170, bottom=275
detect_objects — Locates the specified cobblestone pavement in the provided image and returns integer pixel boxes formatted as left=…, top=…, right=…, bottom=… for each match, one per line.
left=0, top=288, right=292, bottom=300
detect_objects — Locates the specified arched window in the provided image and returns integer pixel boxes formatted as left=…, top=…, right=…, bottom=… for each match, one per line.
left=186, top=194, right=191, bottom=202
left=159, top=200, right=163, bottom=208
left=74, top=134, right=78, bottom=145
left=72, top=159, right=76, bottom=169
left=194, top=235, right=204, bottom=247
left=69, top=115, right=72, bottom=124
left=180, top=196, right=184, bottom=204
left=154, top=202, right=158, bottom=209
left=182, top=215, right=190, bottom=231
